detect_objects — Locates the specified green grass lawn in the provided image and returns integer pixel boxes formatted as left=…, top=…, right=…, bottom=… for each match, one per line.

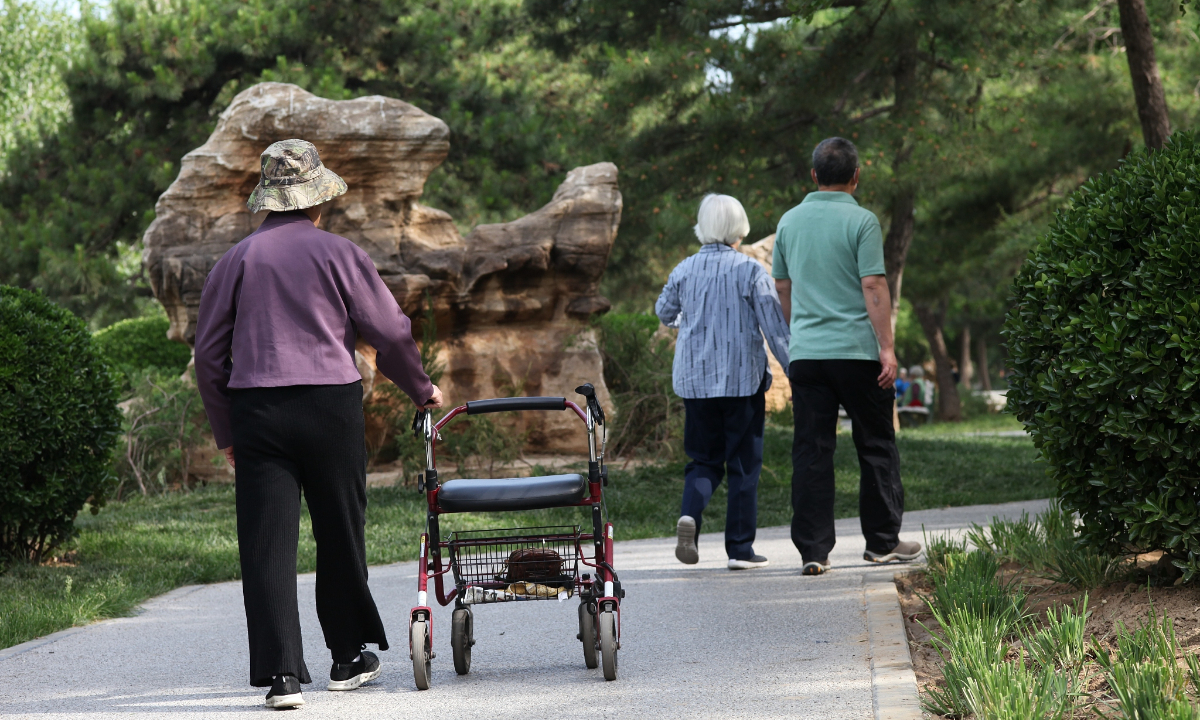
left=0, top=414, right=1048, bottom=650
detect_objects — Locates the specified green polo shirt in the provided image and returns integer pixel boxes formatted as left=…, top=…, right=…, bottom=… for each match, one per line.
left=771, top=191, right=885, bottom=362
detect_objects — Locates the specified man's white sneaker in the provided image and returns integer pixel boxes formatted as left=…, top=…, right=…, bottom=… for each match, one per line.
left=863, top=540, right=922, bottom=563
left=675, top=516, right=699, bottom=564
left=728, top=555, right=769, bottom=570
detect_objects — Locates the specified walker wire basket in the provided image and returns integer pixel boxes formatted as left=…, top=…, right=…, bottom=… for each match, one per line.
left=448, top=526, right=581, bottom=605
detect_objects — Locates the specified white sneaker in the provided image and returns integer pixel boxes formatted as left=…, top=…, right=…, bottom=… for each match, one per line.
left=728, top=555, right=769, bottom=570
left=675, top=516, right=698, bottom=564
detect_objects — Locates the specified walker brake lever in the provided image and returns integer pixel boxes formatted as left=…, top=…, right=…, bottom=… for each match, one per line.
left=412, top=409, right=428, bottom=437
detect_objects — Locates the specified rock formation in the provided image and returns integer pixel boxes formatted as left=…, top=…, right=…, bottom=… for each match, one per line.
left=144, top=82, right=619, bottom=456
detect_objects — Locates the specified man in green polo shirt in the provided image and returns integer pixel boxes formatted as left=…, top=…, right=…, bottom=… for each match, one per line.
left=771, top=137, right=921, bottom=576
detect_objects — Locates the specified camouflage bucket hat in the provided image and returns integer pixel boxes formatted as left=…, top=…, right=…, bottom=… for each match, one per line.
left=246, top=139, right=347, bottom=213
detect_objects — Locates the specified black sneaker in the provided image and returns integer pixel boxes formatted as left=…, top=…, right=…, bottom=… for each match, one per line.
left=328, top=650, right=382, bottom=691
left=265, top=674, right=304, bottom=709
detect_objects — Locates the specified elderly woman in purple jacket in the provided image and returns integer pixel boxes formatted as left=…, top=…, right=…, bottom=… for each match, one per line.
left=194, top=140, right=442, bottom=709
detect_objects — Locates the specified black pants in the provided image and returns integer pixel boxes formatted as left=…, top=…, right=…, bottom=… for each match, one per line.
left=789, top=360, right=903, bottom=562
left=681, top=374, right=767, bottom=560
left=230, top=382, right=387, bottom=687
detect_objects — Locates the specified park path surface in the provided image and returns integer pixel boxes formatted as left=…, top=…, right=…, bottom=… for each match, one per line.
left=1, top=499, right=1048, bottom=719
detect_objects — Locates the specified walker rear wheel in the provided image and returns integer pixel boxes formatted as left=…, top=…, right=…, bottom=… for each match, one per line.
left=411, top=619, right=431, bottom=690
left=578, top=602, right=598, bottom=669
left=599, top=610, right=618, bottom=681
left=451, top=607, right=473, bottom=675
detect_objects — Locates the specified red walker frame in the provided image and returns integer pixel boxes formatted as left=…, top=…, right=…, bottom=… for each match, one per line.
left=407, top=385, right=622, bottom=688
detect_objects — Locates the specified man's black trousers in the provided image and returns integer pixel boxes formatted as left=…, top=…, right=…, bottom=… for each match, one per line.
left=788, top=360, right=903, bottom=563
left=230, top=382, right=388, bottom=687
left=681, top=373, right=767, bottom=561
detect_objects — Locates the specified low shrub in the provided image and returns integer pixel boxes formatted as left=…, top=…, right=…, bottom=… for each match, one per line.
left=93, top=315, right=192, bottom=382
left=968, top=503, right=1122, bottom=589
left=1093, top=608, right=1194, bottom=718
left=593, top=312, right=682, bottom=458
left=1004, top=132, right=1200, bottom=581
left=928, top=550, right=1027, bottom=627
left=0, top=286, right=122, bottom=560
left=114, top=369, right=208, bottom=498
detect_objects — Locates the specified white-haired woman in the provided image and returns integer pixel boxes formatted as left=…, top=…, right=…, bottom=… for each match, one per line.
left=655, top=194, right=791, bottom=569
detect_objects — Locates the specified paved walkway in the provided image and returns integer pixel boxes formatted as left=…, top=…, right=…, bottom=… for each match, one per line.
left=0, top=500, right=1048, bottom=719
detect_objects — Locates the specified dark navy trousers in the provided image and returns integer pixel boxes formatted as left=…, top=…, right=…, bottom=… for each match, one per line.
left=680, top=373, right=767, bottom=561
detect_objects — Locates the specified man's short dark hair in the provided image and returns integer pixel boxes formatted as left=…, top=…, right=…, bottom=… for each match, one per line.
left=812, top=137, right=859, bottom=186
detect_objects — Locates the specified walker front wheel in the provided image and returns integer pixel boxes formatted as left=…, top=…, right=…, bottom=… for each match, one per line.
left=451, top=607, right=473, bottom=675
left=579, top=602, right=598, bottom=669
left=411, top=620, right=431, bottom=690
left=599, top=610, right=618, bottom=681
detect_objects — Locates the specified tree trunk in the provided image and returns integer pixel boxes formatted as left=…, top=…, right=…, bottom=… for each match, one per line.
left=976, top=335, right=992, bottom=392
left=959, top=324, right=974, bottom=390
left=883, top=25, right=918, bottom=323
left=1117, top=0, right=1171, bottom=150
left=914, top=301, right=962, bottom=421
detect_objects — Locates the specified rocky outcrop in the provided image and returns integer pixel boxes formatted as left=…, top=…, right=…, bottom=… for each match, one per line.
left=144, top=82, right=619, bottom=453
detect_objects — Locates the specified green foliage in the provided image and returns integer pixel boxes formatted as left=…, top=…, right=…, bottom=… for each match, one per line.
left=962, top=659, right=1076, bottom=720
left=1004, top=131, right=1200, bottom=582
left=927, top=550, right=1028, bottom=627
left=0, top=286, right=122, bottom=560
left=968, top=503, right=1122, bottom=589
left=1093, top=607, right=1194, bottom=719
left=0, top=0, right=78, bottom=172
left=113, top=369, right=208, bottom=498
left=593, top=312, right=682, bottom=457
left=1023, top=596, right=1090, bottom=673
left=93, top=315, right=193, bottom=383
left=922, top=606, right=1016, bottom=717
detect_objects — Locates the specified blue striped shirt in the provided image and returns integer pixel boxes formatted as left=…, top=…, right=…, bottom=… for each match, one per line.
left=655, top=244, right=792, bottom=399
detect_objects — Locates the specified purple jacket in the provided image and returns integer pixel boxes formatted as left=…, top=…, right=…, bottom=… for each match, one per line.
left=194, top=211, right=433, bottom=448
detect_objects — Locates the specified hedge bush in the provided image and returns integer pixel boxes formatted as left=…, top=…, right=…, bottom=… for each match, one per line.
left=1004, top=132, right=1200, bottom=580
left=0, top=286, right=122, bottom=560
left=93, top=315, right=192, bottom=381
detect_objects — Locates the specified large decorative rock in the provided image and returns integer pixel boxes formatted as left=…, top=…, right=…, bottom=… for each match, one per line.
left=143, top=82, right=619, bottom=453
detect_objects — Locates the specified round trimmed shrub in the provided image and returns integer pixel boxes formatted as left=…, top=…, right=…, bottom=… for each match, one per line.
left=0, top=286, right=122, bottom=560
left=93, top=315, right=192, bottom=379
left=1004, top=132, right=1200, bottom=580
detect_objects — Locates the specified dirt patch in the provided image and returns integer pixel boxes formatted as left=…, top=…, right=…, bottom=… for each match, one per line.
left=896, top=568, right=1200, bottom=717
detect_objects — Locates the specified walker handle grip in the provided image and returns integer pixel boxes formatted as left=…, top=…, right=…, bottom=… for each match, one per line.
left=465, top=397, right=567, bottom=414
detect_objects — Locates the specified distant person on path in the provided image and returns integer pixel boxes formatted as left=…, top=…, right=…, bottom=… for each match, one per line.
left=656, top=194, right=791, bottom=570
left=194, top=140, right=443, bottom=709
left=772, top=138, right=921, bottom=576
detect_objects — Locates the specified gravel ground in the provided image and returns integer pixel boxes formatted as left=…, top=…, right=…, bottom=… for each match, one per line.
left=0, top=499, right=1047, bottom=719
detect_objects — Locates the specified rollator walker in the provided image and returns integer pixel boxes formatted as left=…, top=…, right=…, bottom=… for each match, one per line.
left=408, top=383, right=624, bottom=688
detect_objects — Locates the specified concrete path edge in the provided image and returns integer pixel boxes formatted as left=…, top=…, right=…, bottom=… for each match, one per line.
left=0, top=584, right=206, bottom=662
left=864, top=571, right=923, bottom=720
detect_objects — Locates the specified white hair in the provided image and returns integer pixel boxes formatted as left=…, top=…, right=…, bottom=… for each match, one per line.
left=693, top=194, right=750, bottom=245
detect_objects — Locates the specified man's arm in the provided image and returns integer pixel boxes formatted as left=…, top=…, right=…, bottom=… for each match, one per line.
left=774, top=279, right=792, bottom=325
left=861, top=274, right=897, bottom=388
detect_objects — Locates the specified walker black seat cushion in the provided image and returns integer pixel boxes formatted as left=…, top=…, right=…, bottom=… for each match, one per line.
left=437, top=474, right=587, bottom=512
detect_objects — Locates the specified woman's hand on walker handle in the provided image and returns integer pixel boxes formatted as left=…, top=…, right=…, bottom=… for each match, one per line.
left=223, top=447, right=235, bottom=469
left=423, top=384, right=444, bottom=409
